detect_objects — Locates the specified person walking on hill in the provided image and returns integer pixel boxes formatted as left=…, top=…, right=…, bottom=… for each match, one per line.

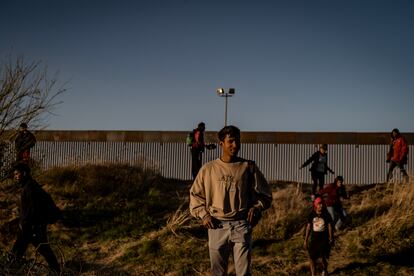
left=319, top=176, right=349, bottom=231
left=9, top=163, right=61, bottom=273
left=14, top=123, right=36, bottom=163
left=304, top=197, right=334, bottom=276
left=188, top=122, right=216, bottom=179
left=190, top=122, right=206, bottom=179
left=189, top=125, right=272, bottom=276
left=300, top=144, right=335, bottom=199
left=386, top=128, right=409, bottom=183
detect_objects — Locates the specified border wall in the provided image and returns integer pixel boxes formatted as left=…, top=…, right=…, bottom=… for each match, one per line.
left=2, top=131, right=413, bottom=184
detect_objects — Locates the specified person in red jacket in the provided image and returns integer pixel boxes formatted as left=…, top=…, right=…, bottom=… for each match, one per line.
left=386, top=128, right=409, bottom=183
left=319, top=176, right=349, bottom=231
left=190, top=122, right=206, bottom=179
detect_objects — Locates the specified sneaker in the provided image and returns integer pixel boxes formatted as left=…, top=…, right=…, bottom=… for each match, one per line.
left=322, top=270, right=328, bottom=276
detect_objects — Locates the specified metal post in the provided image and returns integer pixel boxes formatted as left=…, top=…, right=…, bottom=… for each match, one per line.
left=224, top=94, right=228, bottom=126
left=216, top=88, right=235, bottom=127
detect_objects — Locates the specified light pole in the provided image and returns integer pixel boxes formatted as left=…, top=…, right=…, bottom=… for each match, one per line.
left=216, top=88, right=235, bottom=126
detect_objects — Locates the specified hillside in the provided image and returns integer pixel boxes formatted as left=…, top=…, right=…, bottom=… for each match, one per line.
left=0, top=164, right=413, bottom=275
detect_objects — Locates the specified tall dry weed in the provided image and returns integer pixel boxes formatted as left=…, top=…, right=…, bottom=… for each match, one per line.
left=346, top=177, right=414, bottom=260
left=165, top=203, right=194, bottom=237
left=254, top=184, right=310, bottom=240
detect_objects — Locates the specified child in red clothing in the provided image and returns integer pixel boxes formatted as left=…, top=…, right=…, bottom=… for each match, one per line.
left=304, top=197, right=334, bottom=276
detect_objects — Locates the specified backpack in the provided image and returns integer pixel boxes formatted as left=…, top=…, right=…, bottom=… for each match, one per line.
left=246, top=160, right=262, bottom=228
left=186, top=130, right=195, bottom=147
left=38, top=187, right=63, bottom=224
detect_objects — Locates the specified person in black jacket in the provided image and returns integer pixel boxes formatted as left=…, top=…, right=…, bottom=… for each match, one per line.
left=9, top=163, right=61, bottom=273
left=14, top=123, right=36, bottom=162
left=300, top=144, right=335, bottom=198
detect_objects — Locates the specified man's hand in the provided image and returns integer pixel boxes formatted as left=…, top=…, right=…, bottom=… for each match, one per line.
left=202, top=215, right=218, bottom=229
left=247, top=206, right=262, bottom=227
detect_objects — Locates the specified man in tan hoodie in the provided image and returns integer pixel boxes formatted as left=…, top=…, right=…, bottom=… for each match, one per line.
left=190, top=125, right=272, bottom=276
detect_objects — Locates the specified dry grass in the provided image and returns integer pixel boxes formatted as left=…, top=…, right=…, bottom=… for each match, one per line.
left=345, top=178, right=414, bottom=261
left=324, top=177, right=414, bottom=275
left=165, top=202, right=194, bottom=237
left=254, top=184, right=309, bottom=241
left=1, top=164, right=413, bottom=275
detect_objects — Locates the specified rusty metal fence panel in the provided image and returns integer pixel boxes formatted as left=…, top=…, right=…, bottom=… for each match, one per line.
left=26, top=142, right=414, bottom=184
left=1, top=131, right=413, bottom=185
left=239, top=143, right=413, bottom=184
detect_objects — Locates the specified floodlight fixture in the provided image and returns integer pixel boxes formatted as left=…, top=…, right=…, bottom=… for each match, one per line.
left=216, top=88, right=236, bottom=126
left=217, top=88, right=225, bottom=95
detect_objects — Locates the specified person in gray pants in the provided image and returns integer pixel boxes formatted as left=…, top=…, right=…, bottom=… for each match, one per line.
left=190, top=125, right=272, bottom=275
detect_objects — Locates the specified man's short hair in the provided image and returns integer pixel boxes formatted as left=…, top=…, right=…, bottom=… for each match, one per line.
left=19, top=123, right=28, bottom=129
left=218, top=125, right=240, bottom=142
left=13, top=162, right=31, bottom=175
left=320, top=144, right=328, bottom=150
left=335, top=175, right=344, bottom=182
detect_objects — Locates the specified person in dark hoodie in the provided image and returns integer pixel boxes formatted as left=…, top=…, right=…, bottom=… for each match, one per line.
left=300, top=144, right=335, bottom=199
left=9, top=163, right=61, bottom=273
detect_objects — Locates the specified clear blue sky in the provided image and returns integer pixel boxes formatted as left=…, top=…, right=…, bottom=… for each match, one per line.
left=1, top=0, right=413, bottom=132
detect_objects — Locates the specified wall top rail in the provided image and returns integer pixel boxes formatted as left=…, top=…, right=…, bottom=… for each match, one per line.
left=2, top=130, right=408, bottom=145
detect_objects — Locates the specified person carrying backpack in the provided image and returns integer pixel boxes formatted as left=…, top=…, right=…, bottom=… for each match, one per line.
left=9, top=163, right=61, bottom=273
left=189, top=122, right=207, bottom=179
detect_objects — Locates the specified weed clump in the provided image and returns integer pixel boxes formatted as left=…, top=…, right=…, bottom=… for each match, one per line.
left=41, top=163, right=161, bottom=199
left=345, top=180, right=414, bottom=264
left=254, top=184, right=310, bottom=241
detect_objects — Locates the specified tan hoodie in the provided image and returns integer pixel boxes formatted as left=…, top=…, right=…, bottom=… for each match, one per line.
left=189, top=158, right=272, bottom=221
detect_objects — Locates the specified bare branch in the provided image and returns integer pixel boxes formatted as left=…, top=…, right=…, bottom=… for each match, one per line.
left=0, top=56, right=66, bottom=140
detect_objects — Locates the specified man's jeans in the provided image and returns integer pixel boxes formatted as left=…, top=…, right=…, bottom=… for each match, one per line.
left=208, top=220, right=252, bottom=276
left=387, top=160, right=409, bottom=183
left=327, top=206, right=347, bottom=230
left=11, top=224, right=60, bottom=272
